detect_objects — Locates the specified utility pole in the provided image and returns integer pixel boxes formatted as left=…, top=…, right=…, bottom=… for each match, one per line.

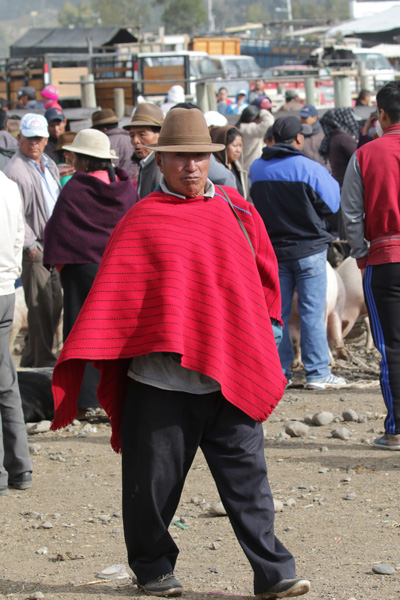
left=286, top=0, right=293, bottom=38
left=208, top=0, right=215, bottom=33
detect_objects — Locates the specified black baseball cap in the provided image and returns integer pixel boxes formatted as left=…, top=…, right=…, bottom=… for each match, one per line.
left=45, top=107, right=65, bottom=123
left=272, top=116, right=312, bottom=143
left=17, top=86, right=36, bottom=100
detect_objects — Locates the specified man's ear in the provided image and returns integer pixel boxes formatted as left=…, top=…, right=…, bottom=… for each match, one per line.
left=378, top=107, right=391, bottom=131
left=155, top=152, right=163, bottom=169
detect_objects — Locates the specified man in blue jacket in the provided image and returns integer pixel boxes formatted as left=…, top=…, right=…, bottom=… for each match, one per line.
left=250, top=116, right=346, bottom=389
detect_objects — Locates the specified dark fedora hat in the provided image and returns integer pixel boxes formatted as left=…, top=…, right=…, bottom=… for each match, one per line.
left=92, top=108, right=119, bottom=127
left=144, top=108, right=225, bottom=152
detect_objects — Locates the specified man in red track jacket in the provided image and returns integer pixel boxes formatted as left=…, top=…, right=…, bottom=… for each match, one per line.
left=51, top=108, right=310, bottom=599
left=341, top=80, right=400, bottom=451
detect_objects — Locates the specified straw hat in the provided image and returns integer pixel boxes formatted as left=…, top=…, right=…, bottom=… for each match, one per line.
left=144, top=108, right=225, bottom=152
left=56, top=131, right=77, bottom=151
left=62, top=129, right=118, bottom=159
left=92, top=108, right=118, bottom=127
left=123, top=103, right=164, bottom=129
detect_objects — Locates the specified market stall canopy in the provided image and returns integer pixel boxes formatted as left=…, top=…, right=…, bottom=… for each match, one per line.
left=10, top=27, right=138, bottom=58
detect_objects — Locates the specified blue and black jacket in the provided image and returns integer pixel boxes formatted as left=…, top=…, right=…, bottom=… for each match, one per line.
left=249, top=143, right=340, bottom=262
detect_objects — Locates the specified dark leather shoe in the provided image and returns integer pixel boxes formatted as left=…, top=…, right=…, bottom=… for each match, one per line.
left=8, top=472, right=32, bottom=490
left=257, top=578, right=310, bottom=599
left=138, top=573, right=183, bottom=597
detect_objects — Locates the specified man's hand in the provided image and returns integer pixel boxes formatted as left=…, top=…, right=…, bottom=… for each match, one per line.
left=361, top=268, right=365, bottom=279
left=28, top=247, right=38, bottom=260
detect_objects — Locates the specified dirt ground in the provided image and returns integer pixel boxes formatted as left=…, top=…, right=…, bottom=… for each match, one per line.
left=1, top=336, right=400, bottom=600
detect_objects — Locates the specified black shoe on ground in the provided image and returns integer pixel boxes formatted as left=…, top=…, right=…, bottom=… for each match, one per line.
left=8, top=472, right=32, bottom=490
left=138, top=573, right=183, bottom=597
left=256, top=578, right=311, bottom=599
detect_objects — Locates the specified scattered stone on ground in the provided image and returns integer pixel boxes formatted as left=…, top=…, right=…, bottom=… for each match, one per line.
left=342, top=409, right=360, bottom=422
left=372, top=563, right=395, bottom=575
left=285, top=422, right=309, bottom=437
left=331, top=426, right=352, bottom=440
left=312, top=411, right=334, bottom=426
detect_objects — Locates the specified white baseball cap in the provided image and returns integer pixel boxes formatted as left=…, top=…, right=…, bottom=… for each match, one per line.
left=20, top=113, right=49, bottom=138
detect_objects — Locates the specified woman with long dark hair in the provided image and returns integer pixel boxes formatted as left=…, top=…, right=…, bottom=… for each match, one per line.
left=210, top=126, right=248, bottom=198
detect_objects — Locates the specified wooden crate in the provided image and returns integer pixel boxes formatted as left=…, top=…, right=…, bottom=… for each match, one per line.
left=95, top=80, right=134, bottom=109
left=51, top=67, right=89, bottom=99
left=143, top=65, right=185, bottom=95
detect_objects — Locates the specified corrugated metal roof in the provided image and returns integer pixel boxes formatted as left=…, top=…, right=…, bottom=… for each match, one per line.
left=326, top=6, right=400, bottom=36
left=11, top=27, right=136, bottom=51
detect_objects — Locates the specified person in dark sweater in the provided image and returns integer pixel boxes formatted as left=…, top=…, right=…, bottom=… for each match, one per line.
left=319, top=108, right=360, bottom=188
left=299, top=104, right=329, bottom=169
left=43, top=129, right=138, bottom=420
left=250, top=116, right=346, bottom=390
left=44, top=107, right=67, bottom=164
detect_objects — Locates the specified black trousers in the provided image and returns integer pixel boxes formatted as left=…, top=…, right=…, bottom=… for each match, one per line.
left=121, top=380, right=295, bottom=594
left=364, top=264, right=400, bottom=434
left=61, top=264, right=100, bottom=410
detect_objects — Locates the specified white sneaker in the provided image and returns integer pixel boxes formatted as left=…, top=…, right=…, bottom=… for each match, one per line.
left=305, top=374, right=346, bottom=390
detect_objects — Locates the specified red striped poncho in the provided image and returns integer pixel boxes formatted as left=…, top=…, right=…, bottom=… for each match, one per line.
left=51, top=186, right=286, bottom=452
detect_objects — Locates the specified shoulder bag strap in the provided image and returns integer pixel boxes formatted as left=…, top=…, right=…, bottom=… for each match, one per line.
left=216, top=185, right=255, bottom=259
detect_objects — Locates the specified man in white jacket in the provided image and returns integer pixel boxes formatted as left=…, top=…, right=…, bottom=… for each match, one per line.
left=0, top=172, right=33, bottom=495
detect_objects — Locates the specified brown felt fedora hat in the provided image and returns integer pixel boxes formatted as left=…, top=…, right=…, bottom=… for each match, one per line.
left=92, top=108, right=118, bottom=127
left=123, top=103, right=164, bottom=129
left=144, top=108, right=225, bottom=152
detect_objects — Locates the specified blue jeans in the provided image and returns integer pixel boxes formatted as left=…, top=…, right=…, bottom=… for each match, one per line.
left=278, top=250, right=330, bottom=383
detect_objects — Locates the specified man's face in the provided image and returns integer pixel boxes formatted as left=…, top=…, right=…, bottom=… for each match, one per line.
left=217, top=89, right=228, bottom=102
left=129, top=126, right=160, bottom=160
left=255, top=79, right=264, bottom=91
left=48, top=119, right=66, bottom=139
left=18, top=134, right=47, bottom=163
left=237, top=94, right=246, bottom=105
left=300, top=115, right=317, bottom=126
left=361, top=94, right=371, bottom=106
left=17, top=95, right=28, bottom=109
left=156, top=151, right=210, bottom=198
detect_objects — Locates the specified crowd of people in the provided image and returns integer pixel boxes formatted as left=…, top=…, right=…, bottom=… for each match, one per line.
left=1, top=77, right=400, bottom=598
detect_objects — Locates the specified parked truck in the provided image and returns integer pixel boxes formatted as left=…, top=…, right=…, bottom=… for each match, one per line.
left=0, top=49, right=224, bottom=109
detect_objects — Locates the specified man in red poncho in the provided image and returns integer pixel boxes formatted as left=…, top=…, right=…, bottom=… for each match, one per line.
left=51, top=108, right=310, bottom=599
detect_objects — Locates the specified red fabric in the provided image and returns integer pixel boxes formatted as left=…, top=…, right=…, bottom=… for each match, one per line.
left=88, top=170, right=120, bottom=184
left=356, top=124, right=400, bottom=266
left=51, top=186, right=286, bottom=452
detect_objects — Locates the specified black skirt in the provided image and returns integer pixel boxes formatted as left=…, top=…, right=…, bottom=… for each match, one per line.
left=61, top=264, right=101, bottom=410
